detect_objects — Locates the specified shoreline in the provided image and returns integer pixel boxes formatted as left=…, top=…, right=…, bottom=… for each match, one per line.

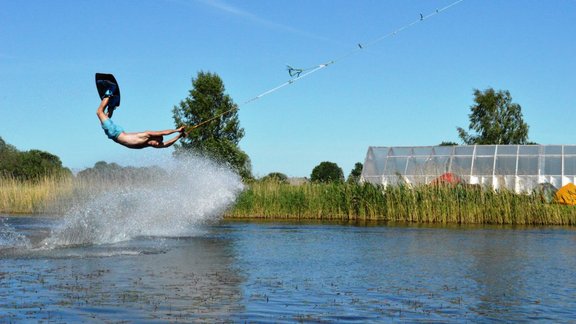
left=2, top=177, right=576, bottom=225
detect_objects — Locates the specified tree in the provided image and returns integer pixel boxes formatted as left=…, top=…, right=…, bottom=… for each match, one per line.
left=439, top=141, right=458, bottom=146
left=77, top=161, right=167, bottom=184
left=311, top=161, right=344, bottom=183
left=18, top=150, right=71, bottom=180
left=262, top=172, right=288, bottom=184
left=0, top=136, right=70, bottom=180
left=346, top=162, right=363, bottom=184
left=172, top=71, right=252, bottom=179
left=0, top=136, right=19, bottom=177
left=457, top=88, right=529, bottom=145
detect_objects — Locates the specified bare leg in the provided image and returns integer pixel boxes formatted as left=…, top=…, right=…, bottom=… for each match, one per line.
left=117, top=127, right=185, bottom=149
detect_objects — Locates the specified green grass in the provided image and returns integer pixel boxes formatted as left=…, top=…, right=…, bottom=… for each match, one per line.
left=226, top=180, right=576, bottom=225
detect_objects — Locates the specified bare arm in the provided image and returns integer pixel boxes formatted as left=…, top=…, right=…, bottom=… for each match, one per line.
left=96, top=97, right=110, bottom=123
left=151, top=129, right=185, bottom=149
left=146, top=126, right=186, bottom=137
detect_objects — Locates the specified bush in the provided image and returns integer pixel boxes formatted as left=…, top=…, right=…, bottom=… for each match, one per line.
left=261, top=172, right=288, bottom=184
left=311, top=161, right=344, bottom=183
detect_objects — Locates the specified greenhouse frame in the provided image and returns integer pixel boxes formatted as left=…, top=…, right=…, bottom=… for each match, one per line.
left=360, top=145, right=576, bottom=193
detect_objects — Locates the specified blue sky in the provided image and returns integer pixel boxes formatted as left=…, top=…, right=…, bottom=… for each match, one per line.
left=1, top=0, right=575, bottom=178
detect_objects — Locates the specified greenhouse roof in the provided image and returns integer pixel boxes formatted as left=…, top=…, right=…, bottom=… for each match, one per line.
left=361, top=145, right=576, bottom=192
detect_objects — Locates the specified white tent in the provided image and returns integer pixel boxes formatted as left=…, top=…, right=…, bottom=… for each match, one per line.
left=361, top=145, right=576, bottom=193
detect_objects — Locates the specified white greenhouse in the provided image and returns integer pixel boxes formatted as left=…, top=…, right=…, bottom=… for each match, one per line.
left=360, top=145, right=576, bottom=193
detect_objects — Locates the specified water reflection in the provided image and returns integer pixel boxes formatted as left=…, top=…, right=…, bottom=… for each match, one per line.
left=467, top=229, right=576, bottom=322
left=2, top=217, right=576, bottom=322
left=226, top=222, right=576, bottom=322
left=468, top=230, right=528, bottom=320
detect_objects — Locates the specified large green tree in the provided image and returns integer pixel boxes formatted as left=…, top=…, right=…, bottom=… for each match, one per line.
left=172, top=71, right=252, bottom=179
left=311, top=161, right=344, bottom=183
left=457, top=88, right=530, bottom=145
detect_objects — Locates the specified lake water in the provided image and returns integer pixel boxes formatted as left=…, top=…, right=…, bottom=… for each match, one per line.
left=1, top=216, right=575, bottom=323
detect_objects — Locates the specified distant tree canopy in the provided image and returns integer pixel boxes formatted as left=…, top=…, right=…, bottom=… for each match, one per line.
left=77, top=161, right=167, bottom=184
left=261, top=172, right=288, bottom=183
left=311, top=161, right=344, bottom=183
left=0, top=136, right=71, bottom=181
left=439, top=141, right=458, bottom=146
left=346, top=162, right=363, bottom=184
left=172, top=71, right=252, bottom=179
left=457, top=88, right=530, bottom=145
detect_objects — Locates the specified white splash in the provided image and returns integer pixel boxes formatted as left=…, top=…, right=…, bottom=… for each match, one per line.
left=43, top=155, right=244, bottom=247
left=0, top=218, right=31, bottom=249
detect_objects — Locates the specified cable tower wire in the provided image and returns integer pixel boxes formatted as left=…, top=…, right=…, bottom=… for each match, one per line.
left=185, top=0, right=466, bottom=133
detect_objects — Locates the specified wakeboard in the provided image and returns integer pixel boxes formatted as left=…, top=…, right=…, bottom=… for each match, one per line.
left=95, top=73, right=121, bottom=108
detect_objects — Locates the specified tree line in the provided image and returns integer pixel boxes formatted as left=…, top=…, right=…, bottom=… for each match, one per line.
left=0, top=137, right=168, bottom=183
left=0, top=137, right=71, bottom=181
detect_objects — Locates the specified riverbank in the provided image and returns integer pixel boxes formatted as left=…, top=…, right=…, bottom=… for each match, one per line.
left=2, top=176, right=575, bottom=225
left=226, top=181, right=576, bottom=225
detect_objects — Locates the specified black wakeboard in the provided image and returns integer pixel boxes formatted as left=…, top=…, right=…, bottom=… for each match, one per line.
left=95, top=73, right=121, bottom=108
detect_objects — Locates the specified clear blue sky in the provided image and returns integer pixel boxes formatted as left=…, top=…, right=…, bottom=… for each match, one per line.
left=1, top=0, right=575, bottom=178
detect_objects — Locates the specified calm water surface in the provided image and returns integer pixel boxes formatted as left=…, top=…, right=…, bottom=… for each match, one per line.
left=1, top=216, right=575, bottom=322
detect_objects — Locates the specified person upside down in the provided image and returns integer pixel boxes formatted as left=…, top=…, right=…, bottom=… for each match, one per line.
left=96, top=85, right=185, bottom=149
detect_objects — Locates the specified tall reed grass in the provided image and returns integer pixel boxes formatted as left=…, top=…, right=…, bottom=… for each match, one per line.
left=227, top=180, right=576, bottom=225
left=0, top=173, right=168, bottom=215
left=0, top=175, right=75, bottom=214
left=3, top=175, right=576, bottom=225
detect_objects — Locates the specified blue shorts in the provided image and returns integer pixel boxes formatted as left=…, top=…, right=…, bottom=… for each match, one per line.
left=102, top=119, right=124, bottom=140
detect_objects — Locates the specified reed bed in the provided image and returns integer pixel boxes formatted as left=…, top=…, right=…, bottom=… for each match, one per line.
left=0, top=174, right=167, bottom=215
left=0, top=175, right=75, bottom=214
left=3, top=175, right=576, bottom=225
left=227, top=180, right=576, bottom=225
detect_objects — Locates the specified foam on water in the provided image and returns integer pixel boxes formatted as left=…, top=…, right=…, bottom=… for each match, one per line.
left=0, top=218, right=32, bottom=250
left=41, top=155, right=244, bottom=247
